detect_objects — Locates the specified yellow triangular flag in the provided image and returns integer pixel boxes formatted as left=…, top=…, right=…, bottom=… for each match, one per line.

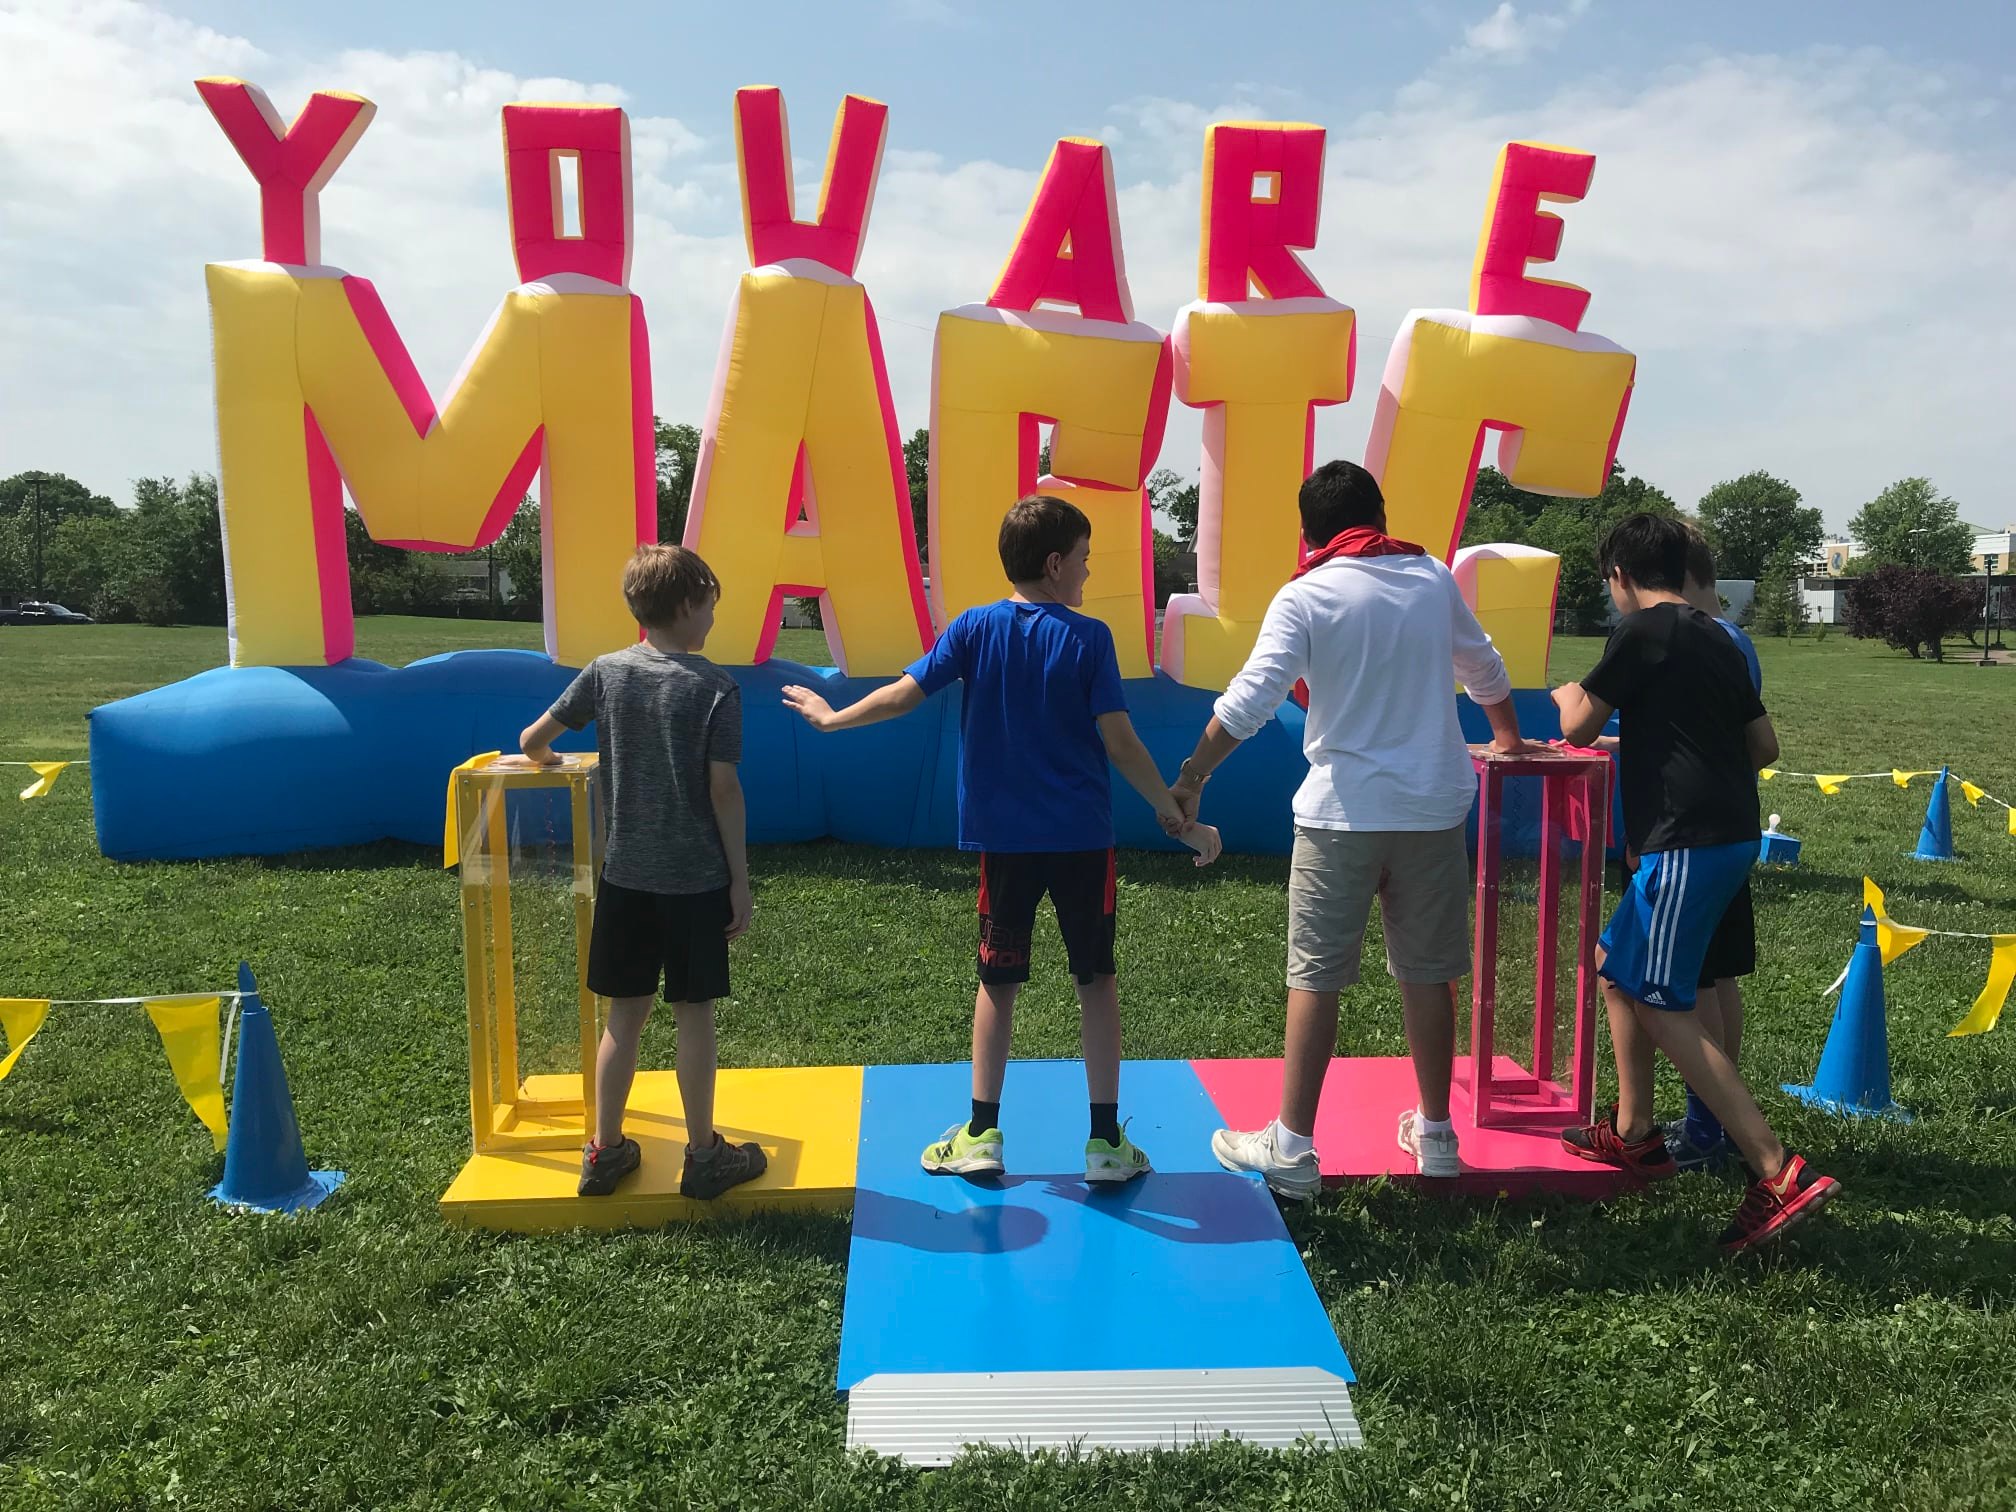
left=1817, top=775, right=1850, bottom=795
left=144, top=996, right=227, bottom=1150
left=18, top=761, right=69, bottom=801
left=1864, top=877, right=1930, bottom=966
left=0, top=999, right=51, bottom=1082
left=1759, top=768, right=1778, bottom=781
left=1892, top=769, right=1936, bottom=789
left=442, top=752, right=501, bottom=869
left=2008, top=806, right=2016, bottom=838
left=1960, top=780, right=1986, bottom=807
left=1949, top=937, right=2016, bottom=1038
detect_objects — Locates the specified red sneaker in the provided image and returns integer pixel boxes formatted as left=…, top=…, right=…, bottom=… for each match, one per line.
left=1561, top=1105, right=1677, bottom=1180
left=1719, top=1153, right=1839, bottom=1253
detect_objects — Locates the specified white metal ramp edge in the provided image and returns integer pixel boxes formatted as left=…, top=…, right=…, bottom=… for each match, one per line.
left=845, top=1367, right=1362, bottom=1466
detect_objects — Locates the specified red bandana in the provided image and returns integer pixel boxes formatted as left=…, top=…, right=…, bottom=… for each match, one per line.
left=1288, top=527, right=1429, bottom=707
left=1293, top=526, right=1427, bottom=577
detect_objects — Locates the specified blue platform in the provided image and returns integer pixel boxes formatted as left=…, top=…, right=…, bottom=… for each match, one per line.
left=838, top=1059, right=1358, bottom=1462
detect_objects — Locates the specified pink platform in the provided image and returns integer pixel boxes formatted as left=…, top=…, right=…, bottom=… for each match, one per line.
left=1190, top=1056, right=1629, bottom=1197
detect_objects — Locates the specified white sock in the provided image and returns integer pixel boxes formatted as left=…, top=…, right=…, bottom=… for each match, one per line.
left=1420, top=1114, right=1454, bottom=1136
left=1272, top=1119, right=1315, bottom=1159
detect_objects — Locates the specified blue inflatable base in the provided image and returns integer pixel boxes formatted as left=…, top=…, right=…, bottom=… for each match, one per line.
left=88, top=650, right=1612, bottom=863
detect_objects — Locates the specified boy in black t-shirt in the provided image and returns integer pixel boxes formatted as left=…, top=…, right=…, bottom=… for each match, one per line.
left=1553, top=514, right=1838, bottom=1253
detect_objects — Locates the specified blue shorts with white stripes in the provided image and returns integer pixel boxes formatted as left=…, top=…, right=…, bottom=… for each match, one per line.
left=1599, top=842, right=1756, bottom=1011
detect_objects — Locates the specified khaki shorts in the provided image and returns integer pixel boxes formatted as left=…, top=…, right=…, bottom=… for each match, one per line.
left=1286, top=824, right=1472, bottom=991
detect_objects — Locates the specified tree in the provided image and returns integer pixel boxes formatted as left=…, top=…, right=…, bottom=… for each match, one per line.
left=1146, top=468, right=1200, bottom=545
left=130, top=474, right=227, bottom=626
left=1696, top=472, right=1822, bottom=581
left=345, top=506, right=454, bottom=616
left=0, top=471, right=117, bottom=525
left=903, top=427, right=930, bottom=564
left=1842, top=563, right=1982, bottom=661
left=0, top=471, right=117, bottom=597
left=490, top=498, right=543, bottom=617
left=654, top=418, right=701, bottom=545
left=1456, top=461, right=1679, bottom=629
left=1524, top=504, right=1605, bottom=632
left=1848, top=478, right=1975, bottom=574
left=1749, top=547, right=1804, bottom=637
left=1150, top=527, right=1189, bottom=608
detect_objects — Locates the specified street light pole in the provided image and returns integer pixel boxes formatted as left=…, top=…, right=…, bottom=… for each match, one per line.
left=1982, top=553, right=1999, bottom=668
left=29, top=471, right=44, bottom=598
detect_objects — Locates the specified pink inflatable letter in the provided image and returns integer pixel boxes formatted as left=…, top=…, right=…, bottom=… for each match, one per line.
left=988, top=138, right=1132, bottom=323
left=195, top=78, right=376, bottom=265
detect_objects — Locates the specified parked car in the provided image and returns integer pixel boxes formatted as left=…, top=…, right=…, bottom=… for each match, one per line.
left=0, top=600, right=94, bottom=625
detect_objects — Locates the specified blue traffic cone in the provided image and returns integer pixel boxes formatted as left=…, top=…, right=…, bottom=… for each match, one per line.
left=1913, top=766, right=1956, bottom=861
left=1784, top=908, right=1910, bottom=1120
left=209, top=963, right=345, bottom=1212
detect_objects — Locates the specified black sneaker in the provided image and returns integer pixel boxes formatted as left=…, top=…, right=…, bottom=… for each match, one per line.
left=578, top=1136, right=642, bottom=1196
left=680, top=1135, right=768, bottom=1200
left=1561, top=1104, right=1677, bottom=1180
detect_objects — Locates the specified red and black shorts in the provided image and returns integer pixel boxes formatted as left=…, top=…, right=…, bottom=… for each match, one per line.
left=977, top=848, right=1118, bottom=987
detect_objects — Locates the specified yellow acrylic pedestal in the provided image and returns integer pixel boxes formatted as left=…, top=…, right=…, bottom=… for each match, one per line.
left=440, top=1065, right=865, bottom=1232
left=440, top=754, right=864, bottom=1232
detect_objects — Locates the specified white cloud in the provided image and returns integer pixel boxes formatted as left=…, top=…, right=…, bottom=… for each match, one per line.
left=0, top=1, right=2009, bottom=536
left=1460, top=1, right=1593, bottom=63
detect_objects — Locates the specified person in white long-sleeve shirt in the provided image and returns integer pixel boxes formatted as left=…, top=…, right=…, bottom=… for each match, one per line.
left=1169, top=460, right=1529, bottom=1196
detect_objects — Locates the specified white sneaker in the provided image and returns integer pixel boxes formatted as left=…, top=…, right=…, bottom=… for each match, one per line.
left=1211, top=1124, right=1322, bottom=1201
left=1397, top=1109, right=1460, bottom=1177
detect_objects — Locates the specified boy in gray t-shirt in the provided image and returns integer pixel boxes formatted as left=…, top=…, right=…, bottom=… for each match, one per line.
left=517, top=544, right=767, bottom=1202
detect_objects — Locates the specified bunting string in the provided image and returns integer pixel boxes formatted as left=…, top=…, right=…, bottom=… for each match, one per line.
left=1760, top=766, right=2016, bottom=834
left=0, top=989, right=240, bottom=1148
left=5, top=760, right=85, bottom=801
left=1861, top=878, right=2016, bottom=1039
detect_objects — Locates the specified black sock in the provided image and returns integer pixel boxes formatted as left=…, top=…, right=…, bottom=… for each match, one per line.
left=1090, top=1103, right=1120, bottom=1145
left=969, top=1100, right=1001, bottom=1137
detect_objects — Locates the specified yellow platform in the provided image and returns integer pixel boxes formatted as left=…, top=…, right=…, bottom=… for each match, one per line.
left=440, top=1065, right=864, bottom=1232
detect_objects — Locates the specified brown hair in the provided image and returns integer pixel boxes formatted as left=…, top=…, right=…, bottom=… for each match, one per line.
left=1682, top=523, right=1717, bottom=589
left=997, top=494, right=1091, bottom=583
left=622, top=543, right=719, bottom=628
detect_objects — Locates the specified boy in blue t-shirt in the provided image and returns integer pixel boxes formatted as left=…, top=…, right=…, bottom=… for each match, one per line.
left=783, top=495, right=1220, bottom=1183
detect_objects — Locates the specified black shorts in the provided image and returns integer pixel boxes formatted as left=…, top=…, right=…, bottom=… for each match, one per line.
left=1698, top=879, right=1756, bottom=986
left=586, top=876, right=732, bottom=1004
left=977, top=848, right=1117, bottom=987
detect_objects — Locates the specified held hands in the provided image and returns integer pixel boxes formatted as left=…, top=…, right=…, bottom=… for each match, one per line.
left=1155, top=799, right=1222, bottom=867
left=726, top=878, right=754, bottom=941
left=780, top=684, right=835, bottom=731
left=1180, top=821, right=1223, bottom=867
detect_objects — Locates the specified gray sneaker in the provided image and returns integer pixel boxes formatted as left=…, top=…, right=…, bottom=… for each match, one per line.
left=680, top=1134, right=768, bottom=1200
left=578, top=1136, right=642, bottom=1196
left=1211, top=1124, right=1322, bottom=1201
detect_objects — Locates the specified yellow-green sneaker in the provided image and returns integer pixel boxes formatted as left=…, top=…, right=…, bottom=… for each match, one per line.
left=921, top=1122, right=1004, bottom=1176
left=1085, top=1120, right=1152, bottom=1184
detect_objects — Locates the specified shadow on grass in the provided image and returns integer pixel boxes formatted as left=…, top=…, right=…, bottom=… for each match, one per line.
left=1760, top=866, right=1986, bottom=907
left=1294, top=1159, right=2016, bottom=1305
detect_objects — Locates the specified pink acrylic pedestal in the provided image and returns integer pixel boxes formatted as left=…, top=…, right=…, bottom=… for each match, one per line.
left=1190, top=745, right=1626, bottom=1198
left=1458, top=745, right=1610, bottom=1131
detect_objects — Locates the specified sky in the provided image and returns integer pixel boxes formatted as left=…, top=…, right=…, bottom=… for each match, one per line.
left=1, top=0, right=2012, bottom=535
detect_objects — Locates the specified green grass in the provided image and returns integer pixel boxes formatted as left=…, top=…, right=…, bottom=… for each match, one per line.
left=2, top=619, right=2014, bottom=1509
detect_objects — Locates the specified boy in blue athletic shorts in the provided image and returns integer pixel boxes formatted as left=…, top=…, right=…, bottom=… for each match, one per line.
left=781, top=494, right=1220, bottom=1184
left=1553, top=514, right=1837, bottom=1252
